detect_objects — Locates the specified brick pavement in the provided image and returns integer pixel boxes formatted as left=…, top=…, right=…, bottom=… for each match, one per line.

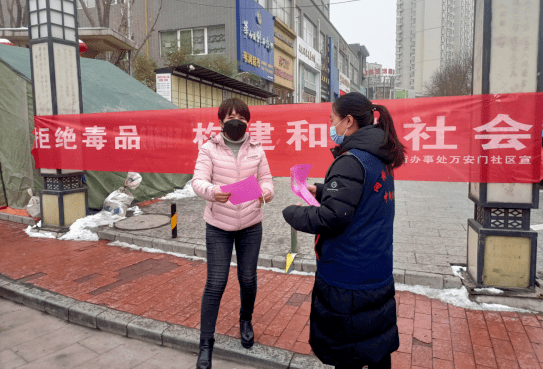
left=1, top=219, right=543, bottom=368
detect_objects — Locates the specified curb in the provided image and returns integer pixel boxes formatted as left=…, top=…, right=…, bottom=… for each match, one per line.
left=0, top=273, right=330, bottom=369
left=97, top=227, right=463, bottom=290
left=0, top=212, right=36, bottom=226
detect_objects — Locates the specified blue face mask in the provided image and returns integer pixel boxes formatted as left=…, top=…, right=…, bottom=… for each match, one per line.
left=329, top=117, right=347, bottom=145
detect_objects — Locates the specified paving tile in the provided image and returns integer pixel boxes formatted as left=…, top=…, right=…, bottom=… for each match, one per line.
left=433, top=308, right=450, bottom=325
left=467, top=311, right=488, bottom=330
left=473, top=344, right=498, bottom=368
left=510, top=332, right=535, bottom=354
left=515, top=350, right=542, bottom=369
left=398, top=333, right=413, bottom=354
left=520, top=315, right=542, bottom=328
left=433, top=338, right=453, bottom=361
left=415, top=313, right=432, bottom=330
left=532, top=342, right=543, bottom=363
left=450, top=317, right=470, bottom=335
left=397, top=317, right=414, bottom=335
left=496, top=357, right=520, bottom=369
left=416, top=300, right=432, bottom=315
left=412, top=345, right=433, bottom=368
left=492, top=338, right=518, bottom=362
left=414, top=327, right=432, bottom=344
left=432, top=299, right=448, bottom=311
left=488, top=322, right=511, bottom=341
left=504, top=316, right=527, bottom=334
left=471, top=327, right=492, bottom=347
left=391, top=351, right=411, bottom=369
left=484, top=312, right=504, bottom=324
left=433, top=358, right=454, bottom=369
left=525, top=327, right=543, bottom=345
left=452, top=332, right=473, bottom=354
left=449, top=305, right=466, bottom=319
left=454, top=350, right=476, bottom=369
left=399, top=304, right=415, bottom=319
left=433, top=323, right=452, bottom=341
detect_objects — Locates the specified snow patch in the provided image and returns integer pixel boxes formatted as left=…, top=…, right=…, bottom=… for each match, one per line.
left=474, top=287, right=504, bottom=294
left=60, top=211, right=125, bottom=242
left=451, top=265, right=466, bottom=279
left=160, top=180, right=196, bottom=200
left=127, top=206, right=143, bottom=216
left=530, top=223, right=543, bottom=231
left=24, top=225, right=56, bottom=239
left=395, top=284, right=533, bottom=313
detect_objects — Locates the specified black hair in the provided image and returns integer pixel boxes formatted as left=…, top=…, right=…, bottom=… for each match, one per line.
left=218, top=98, right=250, bottom=122
left=332, top=92, right=406, bottom=169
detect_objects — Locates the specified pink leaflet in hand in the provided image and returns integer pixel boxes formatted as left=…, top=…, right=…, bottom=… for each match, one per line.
left=290, top=164, right=320, bottom=207
left=220, top=174, right=263, bottom=205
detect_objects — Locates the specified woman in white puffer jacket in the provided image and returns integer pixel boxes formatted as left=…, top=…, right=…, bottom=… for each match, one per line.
left=191, top=98, right=274, bottom=369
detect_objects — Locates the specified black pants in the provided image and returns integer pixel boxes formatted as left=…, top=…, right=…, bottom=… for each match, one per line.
left=199, top=222, right=262, bottom=340
left=335, top=354, right=391, bottom=369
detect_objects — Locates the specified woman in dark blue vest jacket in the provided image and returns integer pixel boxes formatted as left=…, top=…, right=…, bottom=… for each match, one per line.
left=283, top=92, right=406, bottom=369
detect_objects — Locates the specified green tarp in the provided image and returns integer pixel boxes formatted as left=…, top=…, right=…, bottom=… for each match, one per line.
left=0, top=44, right=192, bottom=209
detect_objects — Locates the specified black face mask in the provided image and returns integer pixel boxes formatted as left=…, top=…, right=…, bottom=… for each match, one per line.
left=223, top=119, right=247, bottom=141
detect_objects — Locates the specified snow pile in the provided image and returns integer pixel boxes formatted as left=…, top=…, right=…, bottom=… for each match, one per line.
left=451, top=265, right=466, bottom=279
left=160, top=180, right=196, bottom=200
left=395, top=284, right=532, bottom=313
left=24, top=224, right=56, bottom=239
left=474, top=287, right=504, bottom=294
left=128, top=206, right=143, bottom=216
left=60, top=211, right=125, bottom=241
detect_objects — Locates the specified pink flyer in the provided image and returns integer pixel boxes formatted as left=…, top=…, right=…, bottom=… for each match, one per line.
left=220, top=175, right=262, bottom=205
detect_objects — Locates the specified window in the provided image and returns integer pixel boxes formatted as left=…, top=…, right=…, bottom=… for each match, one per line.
left=353, top=68, right=358, bottom=84
left=303, top=16, right=316, bottom=48
left=350, top=64, right=355, bottom=80
left=319, top=32, right=326, bottom=55
left=77, top=0, right=96, bottom=8
left=270, top=0, right=292, bottom=28
left=333, top=42, right=338, bottom=66
left=295, top=7, right=302, bottom=36
left=342, top=55, right=347, bottom=75
left=338, top=56, right=343, bottom=76
left=255, top=0, right=267, bottom=7
left=304, top=67, right=316, bottom=91
left=160, top=25, right=226, bottom=58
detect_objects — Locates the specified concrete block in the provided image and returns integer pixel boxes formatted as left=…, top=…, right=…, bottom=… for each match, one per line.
left=292, top=257, right=303, bottom=273
left=152, top=239, right=173, bottom=253
left=9, top=214, right=23, bottom=223
left=404, top=271, right=443, bottom=290
left=393, top=269, right=405, bottom=284
left=0, top=281, right=26, bottom=304
left=97, top=229, right=116, bottom=241
left=258, top=254, right=273, bottom=268
left=127, top=317, right=170, bottom=345
left=116, top=234, right=134, bottom=245
left=44, top=294, right=79, bottom=321
left=443, top=275, right=463, bottom=289
left=194, top=245, right=207, bottom=258
left=21, top=217, right=35, bottom=226
left=162, top=324, right=200, bottom=353
left=290, top=353, right=332, bottom=369
left=271, top=255, right=286, bottom=269
left=19, top=287, right=53, bottom=312
left=69, top=302, right=108, bottom=329
left=96, top=309, right=138, bottom=336
left=132, top=236, right=154, bottom=249
left=214, top=333, right=293, bottom=369
left=172, top=243, right=196, bottom=256
left=301, top=259, right=317, bottom=273
left=0, top=212, right=9, bottom=221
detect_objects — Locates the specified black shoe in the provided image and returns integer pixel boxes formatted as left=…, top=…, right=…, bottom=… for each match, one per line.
left=240, top=319, right=254, bottom=349
left=196, top=338, right=214, bottom=369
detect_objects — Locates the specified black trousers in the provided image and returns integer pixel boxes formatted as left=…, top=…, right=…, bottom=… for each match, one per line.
left=199, top=222, right=262, bottom=340
left=335, top=354, right=391, bottom=369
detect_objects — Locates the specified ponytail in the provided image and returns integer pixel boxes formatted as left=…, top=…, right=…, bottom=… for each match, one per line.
left=374, top=104, right=406, bottom=170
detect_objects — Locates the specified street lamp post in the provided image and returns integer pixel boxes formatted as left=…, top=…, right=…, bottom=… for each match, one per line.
left=27, top=0, right=88, bottom=230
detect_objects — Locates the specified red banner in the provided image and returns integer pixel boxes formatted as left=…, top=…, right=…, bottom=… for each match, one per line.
left=32, top=93, right=543, bottom=183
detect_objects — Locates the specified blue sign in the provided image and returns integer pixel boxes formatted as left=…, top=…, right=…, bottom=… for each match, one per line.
left=330, top=38, right=339, bottom=100
left=236, top=0, right=274, bottom=81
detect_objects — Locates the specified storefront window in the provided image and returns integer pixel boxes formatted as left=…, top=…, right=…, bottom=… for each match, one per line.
left=304, top=68, right=316, bottom=91
left=255, top=0, right=267, bottom=7
left=319, top=32, right=326, bottom=55
left=193, top=29, right=206, bottom=55
left=270, top=0, right=291, bottom=27
left=161, top=25, right=226, bottom=58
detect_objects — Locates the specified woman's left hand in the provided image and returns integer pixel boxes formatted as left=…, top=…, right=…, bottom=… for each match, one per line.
left=259, top=190, right=272, bottom=204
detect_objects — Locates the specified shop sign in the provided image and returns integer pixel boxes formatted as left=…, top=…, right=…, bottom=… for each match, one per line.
left=339, top=72, right=350, bottom=93
left=274, top=30, right=294, bottom=49
left=237, top=0, right=275, bottom=81
left=274, top=48, right=294, bottom=89
left=297, top=37, right=321, bottom=71
left=156, top=73, right=172, bottom=102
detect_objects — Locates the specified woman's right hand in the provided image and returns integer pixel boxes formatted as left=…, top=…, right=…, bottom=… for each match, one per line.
left=214, top=187, right=231, bottom=203
left=307, top=185, right=317, bottom=198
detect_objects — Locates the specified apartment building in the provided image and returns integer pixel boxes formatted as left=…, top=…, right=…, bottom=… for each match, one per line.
left=395, top=0, right=474, bottom=96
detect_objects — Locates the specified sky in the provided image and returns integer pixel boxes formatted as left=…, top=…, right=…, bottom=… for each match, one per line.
left=330, top=0, right=397, bottom=69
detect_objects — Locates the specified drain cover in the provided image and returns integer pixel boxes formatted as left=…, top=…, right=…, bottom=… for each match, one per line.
left=114, top=214, right=171, bottom=230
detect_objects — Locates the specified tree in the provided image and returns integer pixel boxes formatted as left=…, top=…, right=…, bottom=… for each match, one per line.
left=133, top=54, right=157, bottom=90
left=165, top=40, right=238, bottom=78
left=424, top=53, right=473, bottom=97
left=1, top=0, right=27, bottom=28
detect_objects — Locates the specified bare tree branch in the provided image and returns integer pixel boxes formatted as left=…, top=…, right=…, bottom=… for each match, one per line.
left=133, top=0, right=163, bottom=59
left=101, top=0, right=111, bottom=28
left=424, top=53, right=473, bottom=97
left=78, top=0, right=96, bottom=27
left=0, top=1, right=6, bottom=28
left=6, top=0, right=16, bottom=28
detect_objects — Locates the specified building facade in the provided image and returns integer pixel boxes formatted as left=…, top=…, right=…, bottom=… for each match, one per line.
left=395, top=0, right=474, bottom=96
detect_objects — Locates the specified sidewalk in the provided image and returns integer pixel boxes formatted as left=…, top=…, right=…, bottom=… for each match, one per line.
left=1, top=219, right=543, bottom=369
